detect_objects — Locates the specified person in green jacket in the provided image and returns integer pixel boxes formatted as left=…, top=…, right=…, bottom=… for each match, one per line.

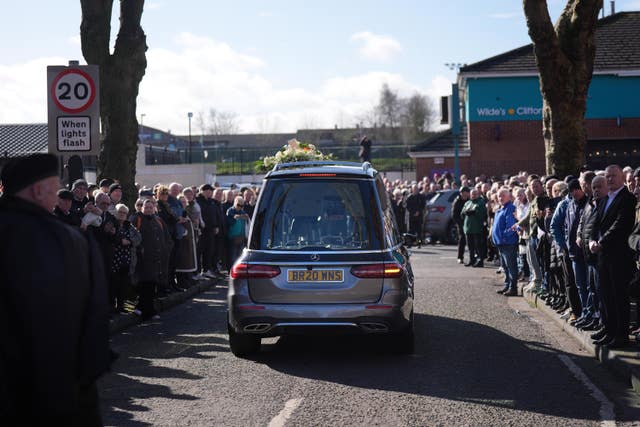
left=462, top=189, right=488, bottom=267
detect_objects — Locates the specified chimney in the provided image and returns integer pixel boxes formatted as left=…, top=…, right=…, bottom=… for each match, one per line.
left=610, top=0, right=615, bottom=15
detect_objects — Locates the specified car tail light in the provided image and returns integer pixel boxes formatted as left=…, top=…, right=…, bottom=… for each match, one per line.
left=428, top=206, right=446, bottom=213
left=350, top=263, right=403, bottom=278
left=231, top=263, right=281, bottom=279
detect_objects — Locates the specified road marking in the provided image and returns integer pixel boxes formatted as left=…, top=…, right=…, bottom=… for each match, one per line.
left=557, top=355, right=616, bottom=427
left=268, top=398, right=303, bottom=427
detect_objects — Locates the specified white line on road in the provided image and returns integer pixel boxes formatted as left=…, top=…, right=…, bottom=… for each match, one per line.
left=557, top=355, right=616, bottom=427
left=268, top=398, right=303, bottom=427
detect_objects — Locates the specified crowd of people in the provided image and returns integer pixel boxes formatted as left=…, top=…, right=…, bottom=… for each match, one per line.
left=52, top=177, right=259, bottom=321
left=382, top=165, right=640, bottom=348
left=3, top=152, right=640, bottom=423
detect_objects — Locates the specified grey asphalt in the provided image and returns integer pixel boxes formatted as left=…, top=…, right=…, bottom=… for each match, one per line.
left=98, top=245, right=640, bottom=426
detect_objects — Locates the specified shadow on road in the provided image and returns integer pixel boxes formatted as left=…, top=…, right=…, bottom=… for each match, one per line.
left=254, top=313, right=604, bottom=421
left=99, top=286, right=229, bottom=426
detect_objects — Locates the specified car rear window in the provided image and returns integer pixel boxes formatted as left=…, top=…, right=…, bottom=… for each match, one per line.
left=250, top=178, right=383, bottom=251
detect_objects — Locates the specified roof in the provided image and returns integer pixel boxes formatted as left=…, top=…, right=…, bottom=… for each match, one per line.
left=409, top=126, right=470, bottom=153
left=264, top=161, right=376, bottom=178
left=0, top=123, right=48, bottom=157
left=460, top=11, right=640, bottom=74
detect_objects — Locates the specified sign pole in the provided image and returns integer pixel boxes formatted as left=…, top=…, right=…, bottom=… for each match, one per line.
left=451, top=83, right=460, bottom=183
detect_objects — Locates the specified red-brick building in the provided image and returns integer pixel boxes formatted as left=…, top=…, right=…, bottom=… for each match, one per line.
left=410, top=11, right=640, bottom=179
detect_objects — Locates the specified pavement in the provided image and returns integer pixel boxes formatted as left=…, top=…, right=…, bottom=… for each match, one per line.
left=108, top=275, right=227, bottom=335
left=517, top=279, right=640, bottom=395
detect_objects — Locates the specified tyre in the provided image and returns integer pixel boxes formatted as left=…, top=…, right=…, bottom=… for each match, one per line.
left=391, top=311, right=414, bottom=354
left=445, top=221, right=459, bottom=245
left=228, top=324, right=261, bottom=357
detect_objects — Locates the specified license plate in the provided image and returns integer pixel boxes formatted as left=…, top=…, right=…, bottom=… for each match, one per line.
left=287, top=269, right=344, bottom=283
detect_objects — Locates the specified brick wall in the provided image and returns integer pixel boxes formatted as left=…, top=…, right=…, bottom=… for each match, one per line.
left=414, top=117, right=640, bottom=180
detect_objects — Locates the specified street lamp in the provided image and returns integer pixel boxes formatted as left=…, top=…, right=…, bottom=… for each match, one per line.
left=188, top=112, right=193, bottom=164
left=139, top=113, right=146, bottom=141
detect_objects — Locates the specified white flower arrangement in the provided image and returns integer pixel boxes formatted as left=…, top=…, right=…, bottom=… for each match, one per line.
left=255, top=139, right=334, bottom=172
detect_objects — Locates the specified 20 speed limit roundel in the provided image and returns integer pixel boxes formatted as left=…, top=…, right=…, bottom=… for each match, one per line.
left=51, top=68, right=96, bottom=114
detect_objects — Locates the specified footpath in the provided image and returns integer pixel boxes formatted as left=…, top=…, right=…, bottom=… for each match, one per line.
left=109, top=277, right=226, bottom=335
left=518, top=284, right=640, bottom=395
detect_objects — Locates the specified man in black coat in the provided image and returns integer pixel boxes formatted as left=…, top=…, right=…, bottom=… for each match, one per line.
left=197, top=184, right=223, bottom=277
left=0, top=154, right=111, bottom=425
left=406, top=184, right=427, bottom=246
left=589, top=165, right=636, bottom=348
left=452, top=186, right=470, bottom=263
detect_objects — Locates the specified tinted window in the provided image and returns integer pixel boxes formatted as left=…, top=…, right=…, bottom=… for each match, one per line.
left=250, top=178, right=383, bottom=251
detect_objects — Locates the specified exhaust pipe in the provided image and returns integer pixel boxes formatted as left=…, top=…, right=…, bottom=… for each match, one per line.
left=360, top=322, right=389, bottom=333
left=243, top=323, right=271, bottom=333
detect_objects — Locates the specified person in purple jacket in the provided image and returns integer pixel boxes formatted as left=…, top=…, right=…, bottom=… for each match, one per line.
left=493, top=188, right=520, bottom=296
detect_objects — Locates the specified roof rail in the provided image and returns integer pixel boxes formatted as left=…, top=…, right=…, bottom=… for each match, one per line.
left=271, top=160, right=364, bottom=171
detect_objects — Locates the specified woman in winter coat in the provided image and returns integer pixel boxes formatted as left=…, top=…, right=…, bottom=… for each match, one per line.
left=132, top=199, right=169, bottom=320
left=110, top=204, right=142, bottom=314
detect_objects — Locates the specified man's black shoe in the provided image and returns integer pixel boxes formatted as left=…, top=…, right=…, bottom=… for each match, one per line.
left=496, top=288, right=508, bottom=294
left=594, top=335, right=614, bottom=346
left=574, top=318, right=591, bottom=328
left=503, top=290, right=518, bottom=296
left=582, top=320, right=601, bottom=331
left=590, top=329, right=607, bottom=340
left=464, top=261, right=475, bottom=267
left=473, top=261, right=484, bottom=268
left=457, top=258, right=464, bottom=264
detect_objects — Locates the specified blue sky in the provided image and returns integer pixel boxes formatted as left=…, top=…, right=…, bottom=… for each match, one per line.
left=1, top=0, right=638, bottom=134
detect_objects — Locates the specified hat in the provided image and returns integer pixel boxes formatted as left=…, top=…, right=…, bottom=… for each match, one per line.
left=0, top=154, right=58, bottom=195
left=460, top=186, right=471, bottom=193
left=99, top=178, right=114, bottom=188
left=108, top=183, right=122, bottom=194
left=568, top=179, right=582, bottom=192
left=138, top=187, right=153, bottom=197
left=72, top=179, right=88, bottom=190
left=57, top=189, right=74, bottom=200
left=200, top=183, right=214, bottom=192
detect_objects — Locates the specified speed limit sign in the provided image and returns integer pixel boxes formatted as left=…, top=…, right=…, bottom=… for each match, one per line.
left=47, top=64, right=100, bottom=155
left=51, top=69, right=96, bottom=114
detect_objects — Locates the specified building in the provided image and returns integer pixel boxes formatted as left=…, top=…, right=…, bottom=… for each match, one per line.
left=410, top=11, right=640, bottom=179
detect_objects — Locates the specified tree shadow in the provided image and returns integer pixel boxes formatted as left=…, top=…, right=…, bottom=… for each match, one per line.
left=254, top=313, right=604, bottom=421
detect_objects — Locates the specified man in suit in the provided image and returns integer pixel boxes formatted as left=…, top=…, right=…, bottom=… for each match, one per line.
left=589, top=165, right=636, bottom=348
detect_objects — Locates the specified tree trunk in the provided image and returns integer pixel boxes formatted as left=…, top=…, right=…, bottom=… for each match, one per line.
left=523, top=0, right=602, bottom=177
left=80, top=0, right=147, bottom=205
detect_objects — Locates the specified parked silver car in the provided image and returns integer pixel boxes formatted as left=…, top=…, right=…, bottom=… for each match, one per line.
left=227, top=161, right=415, bottom=357
left=424, top=189, right=459, bottom=244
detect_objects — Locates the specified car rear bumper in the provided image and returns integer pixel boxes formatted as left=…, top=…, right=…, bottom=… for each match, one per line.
left=228, top=296, right=413, bottom=337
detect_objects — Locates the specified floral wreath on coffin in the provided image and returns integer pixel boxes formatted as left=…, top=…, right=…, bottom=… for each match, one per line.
left=255, top=138, right=334, bottom=173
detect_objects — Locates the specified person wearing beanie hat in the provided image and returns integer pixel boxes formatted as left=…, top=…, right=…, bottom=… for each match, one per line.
left=0, top=153, right=111, bottom=423
left=99, top=178, right=114, bottom=192
left=71, top=178, right=88, bottom=190
left=106, top=183, right=123, bottom=215
left=71, top=179, right=90, bottom=218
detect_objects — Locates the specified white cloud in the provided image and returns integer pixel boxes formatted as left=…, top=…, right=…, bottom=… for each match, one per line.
left=0, top=56, right=67, bottom=124
left=145, top=2, right=162, bottom=11
left=67, top=35, right=81, bottom=46
left=0, top=34, right=430, bottom=135
left=350, top=31, right=403, bottom=62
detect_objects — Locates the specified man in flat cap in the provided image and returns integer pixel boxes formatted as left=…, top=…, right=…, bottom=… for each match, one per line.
left=0, top=154, right=111, bottom=425
left=54, top=189, right=81, bottom=227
